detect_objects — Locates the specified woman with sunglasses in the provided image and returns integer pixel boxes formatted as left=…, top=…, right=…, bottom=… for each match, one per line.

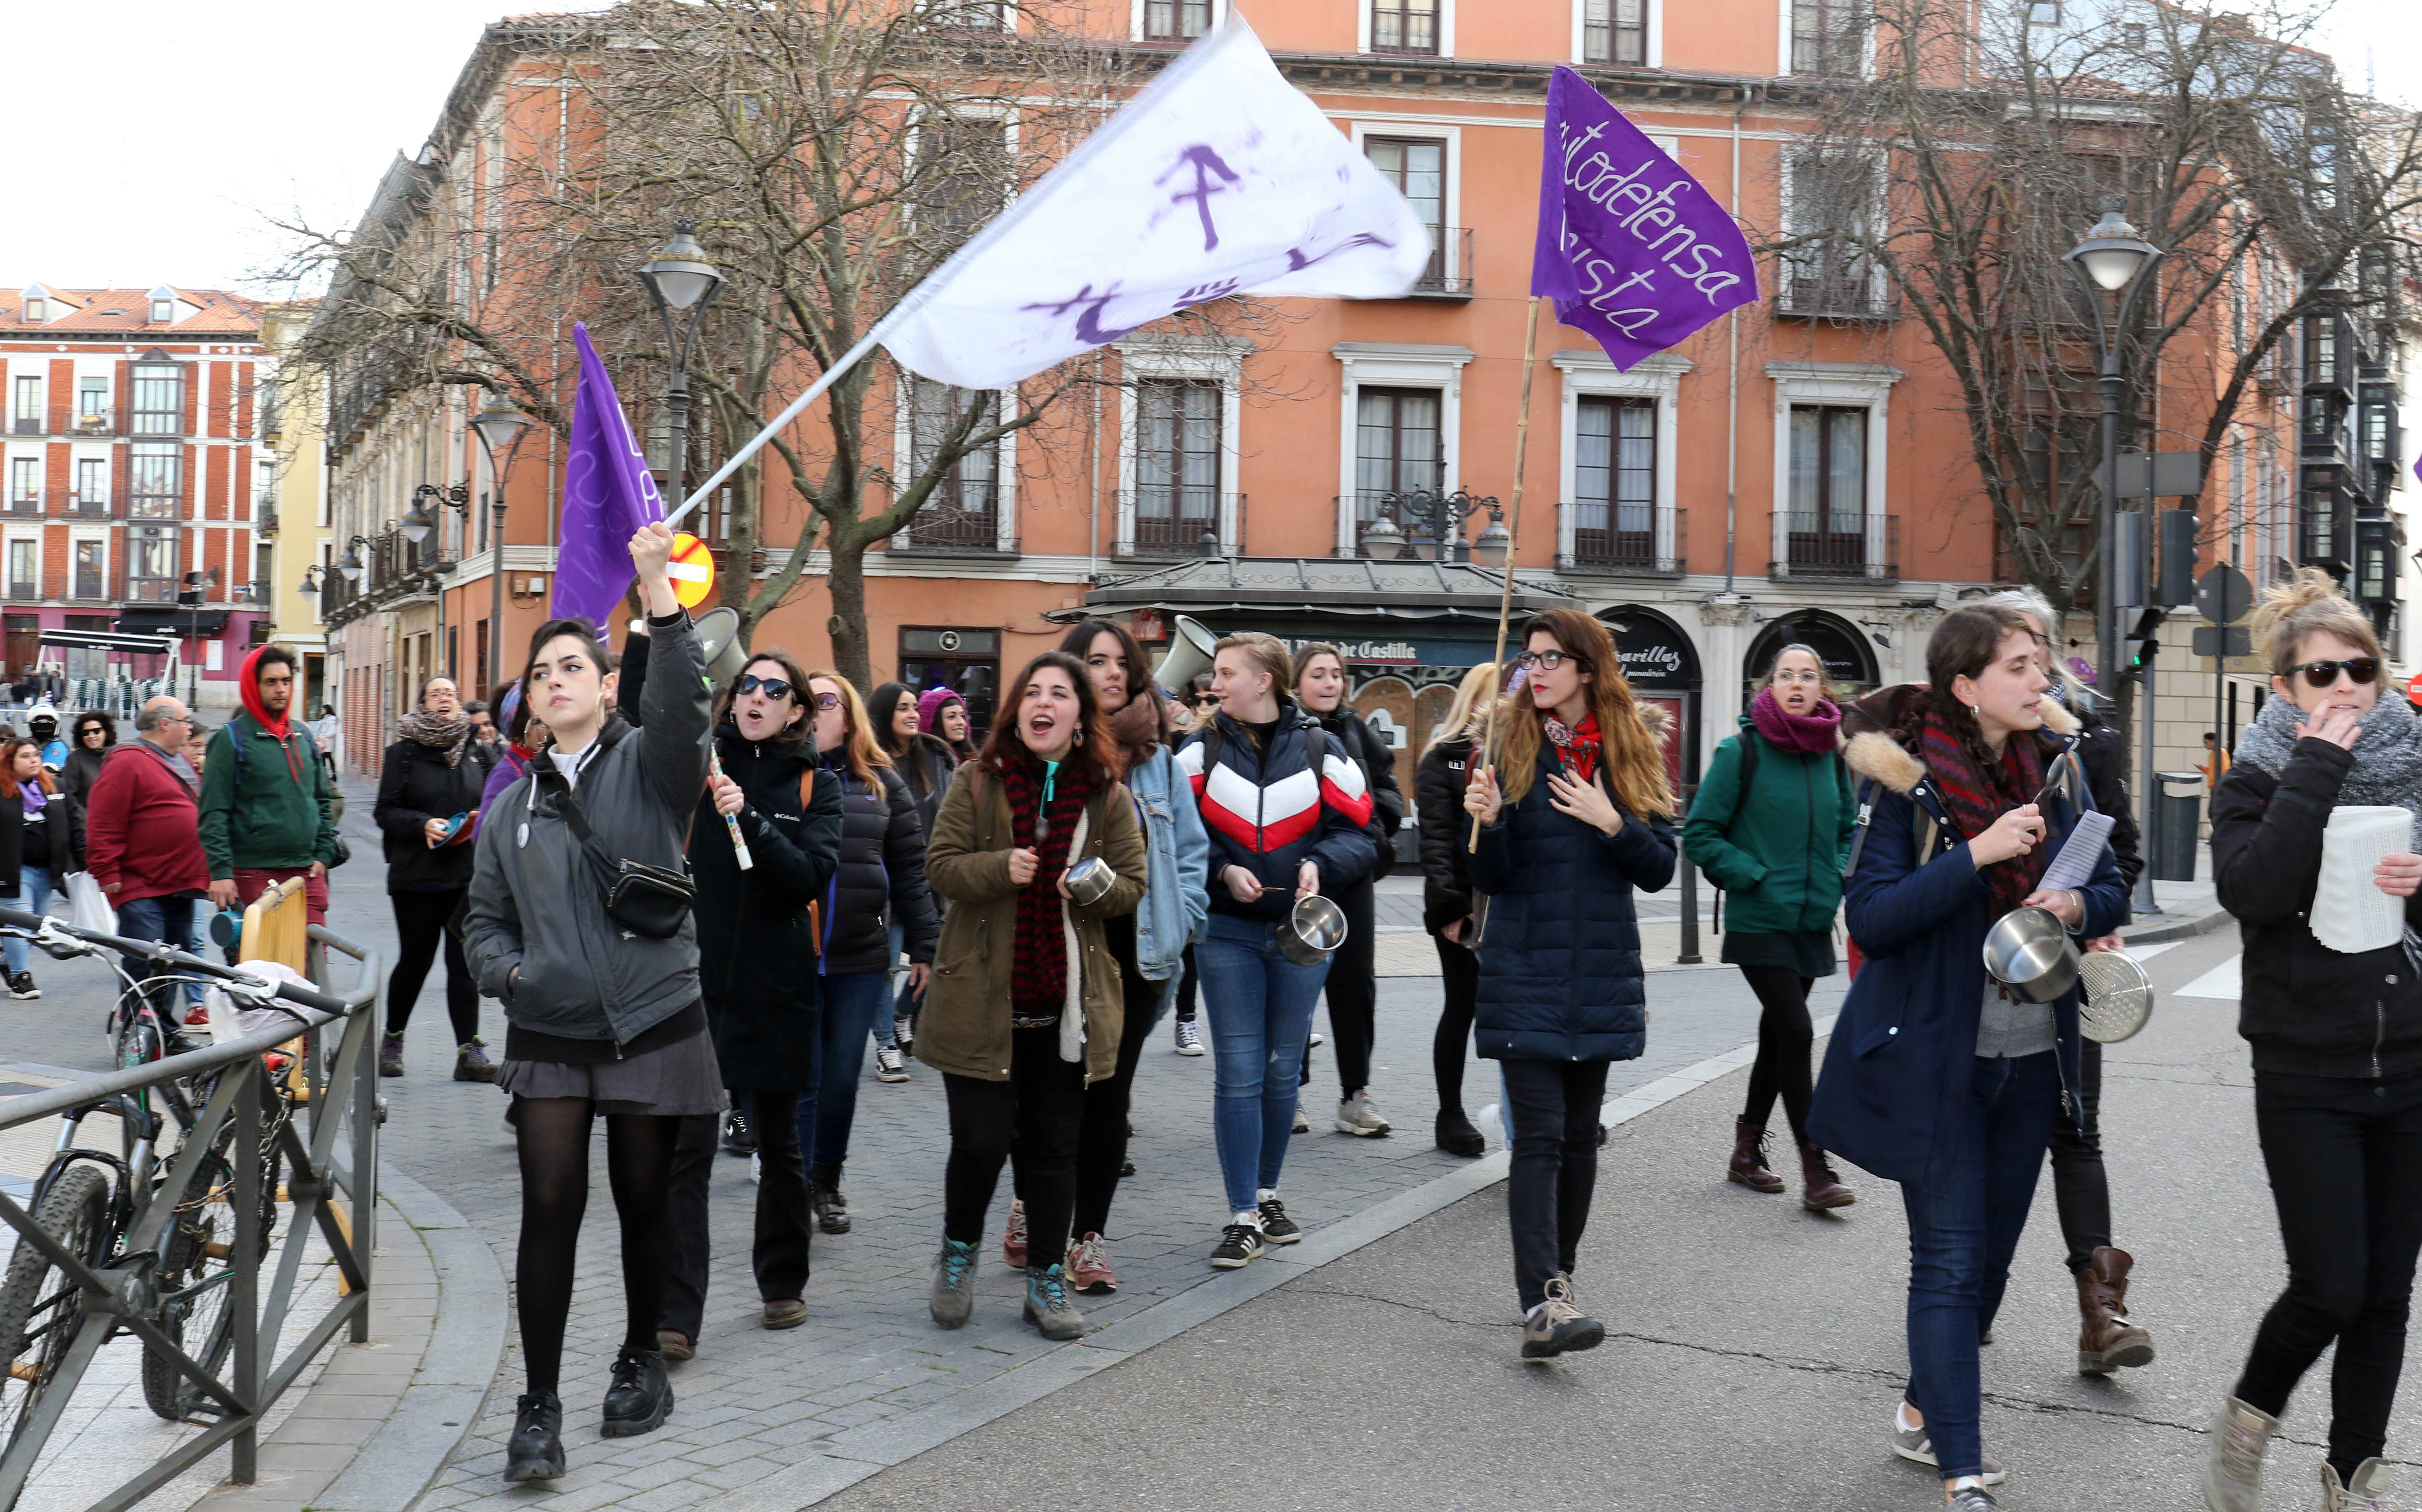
left=2204, top=571, right=2422, bottom=1512
left=804, top=672, right=938, bottom=1227
left=59, top=711, right=115, bottom=802
left=1462, top=610, right=1677, bottom=1358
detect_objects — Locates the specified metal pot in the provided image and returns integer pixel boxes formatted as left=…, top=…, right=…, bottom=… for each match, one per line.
left=1981, top=905, right=2081, bottom=1004
left=1277, top=894, right=1348, bottom=966
left=1061, top=856, right=1115, bottom=908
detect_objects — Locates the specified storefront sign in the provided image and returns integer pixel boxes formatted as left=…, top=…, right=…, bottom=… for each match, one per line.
left=1601, top=609, right=1700, bottom=691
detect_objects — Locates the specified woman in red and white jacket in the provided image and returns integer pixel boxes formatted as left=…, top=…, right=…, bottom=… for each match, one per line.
left=1175, top=632, right=1376, bottom=1269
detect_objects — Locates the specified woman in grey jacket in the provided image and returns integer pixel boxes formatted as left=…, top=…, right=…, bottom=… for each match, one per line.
left=463, top=525, right=713, bottom=1484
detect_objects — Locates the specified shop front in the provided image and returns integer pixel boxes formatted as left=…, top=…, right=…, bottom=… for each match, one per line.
left=1597, top=604, right=1702, bottom=797
left=1743, top=608, right=1881, bottom=702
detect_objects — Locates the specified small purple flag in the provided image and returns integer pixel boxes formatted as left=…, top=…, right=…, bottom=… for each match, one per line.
left=1532, top=67, right=1759, bottom=370
left=551, top=322, right=665, bottom=630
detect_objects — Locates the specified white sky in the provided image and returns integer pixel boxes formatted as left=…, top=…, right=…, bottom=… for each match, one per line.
left=12, top=0, right=2420, bottom=296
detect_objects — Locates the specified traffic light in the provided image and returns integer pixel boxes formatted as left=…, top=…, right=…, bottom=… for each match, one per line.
left=2128, top=606, right=2164, bottom=671
left=2159, top=508, right=2198, bottom=606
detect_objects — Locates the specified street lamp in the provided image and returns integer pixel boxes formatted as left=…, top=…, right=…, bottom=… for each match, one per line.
left=469, top=390, right=532, bottom=696
left=1362, top=487, right=1508, bottom=567
left=337, top=536, right=370, bottom=585
left=2061, top=194, right=2162, bottom=710
left=636, top=220, right=725, bottom=494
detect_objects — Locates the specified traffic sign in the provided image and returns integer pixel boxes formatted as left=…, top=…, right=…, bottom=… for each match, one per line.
left=2408, top=671, right=2422, bottom=707
left=667, top=532, right=716, bottom=609
left=2194, top=563, right=2253, bottom=629
left=2191, top=625, right=2252, bottom=659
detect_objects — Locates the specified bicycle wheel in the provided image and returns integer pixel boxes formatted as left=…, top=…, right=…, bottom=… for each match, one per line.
left=141, top=1150, right=237, bottom=1422
left=0, top=1165, right=111, bottom=1452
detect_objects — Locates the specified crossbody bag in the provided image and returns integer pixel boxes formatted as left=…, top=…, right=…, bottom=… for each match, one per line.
left=538, top=770, right=696, bottom=940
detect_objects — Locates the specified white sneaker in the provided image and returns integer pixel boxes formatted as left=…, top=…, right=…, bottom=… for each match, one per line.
left=1292, top=1100, right=1311, bottom=1134
left=875, top=1044, right=910, bottom=1083
left=1173, top=1019, right=1204, bottom=1056
left=749, top=1152, right=762, bottom=1185
left=1335, top=1089, right=1392, bottom=1138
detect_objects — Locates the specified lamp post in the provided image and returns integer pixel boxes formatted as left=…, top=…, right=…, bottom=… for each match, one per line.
left=470, top=392, right=532, bottom=694
left=1361, top=486, right=1510, bottom=567
left=636, top=220, right=725, bottom=500
left=405, top=483, right=471, bottom=681
left=2062, top=195, right=2163, bottom=708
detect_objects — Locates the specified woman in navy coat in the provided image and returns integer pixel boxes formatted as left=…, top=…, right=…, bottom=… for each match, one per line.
left=1464, top=608, right=1677, bottom=1361
left=1808, top=603, right=2127, bottom=1512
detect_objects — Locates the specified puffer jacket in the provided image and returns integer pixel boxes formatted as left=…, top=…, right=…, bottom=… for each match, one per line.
left=1175, top=698, right=1377, bottom=921
left=817, top=750, right=939, bottom=976
left=463, top=609, right=712, bottom=1046
left=1467, top=719, right=1678, bottom=1062
left=1415, top=735, right=1477, bottom=937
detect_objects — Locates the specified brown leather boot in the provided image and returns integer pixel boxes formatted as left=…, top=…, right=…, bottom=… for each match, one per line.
left=2076, top=1246, right=2156, bottom=1375
left=1798, top=1144, right=1856, bottom=1210
left=1728, top=1119, right=1784, bottom=1193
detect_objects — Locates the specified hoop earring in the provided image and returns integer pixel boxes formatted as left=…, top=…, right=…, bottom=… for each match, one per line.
left=1965, top=702, right=1980, bottom=716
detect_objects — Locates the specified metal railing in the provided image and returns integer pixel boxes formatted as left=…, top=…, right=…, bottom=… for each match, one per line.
left=1776, top=261, right=1895, bottom=320
left=2, top=580, right=34, bottom=601
left=64, top=495, right=110, bottom=520
left=0, top=906, right=383, bottom=1512
left=2, top=496, right=38, bottom=518
left=1772, top=512, right=1899, bottom=580
left=70, top=413, right=115, bottom=438
left=1121, top=489, right=1238, bottom=558
left=1411, top=229, right=1474, bottom=297
left=895, top=505, right=1012, bottom=555
left=1564, top=506, right=1687, bottom=575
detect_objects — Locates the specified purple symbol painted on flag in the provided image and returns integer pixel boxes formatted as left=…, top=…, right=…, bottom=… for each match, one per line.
left=1531, top=66, right=1759, bottom=371
left=551, top=322, right=666, bottom=630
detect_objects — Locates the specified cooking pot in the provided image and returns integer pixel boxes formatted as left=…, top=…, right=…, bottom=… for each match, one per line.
left=1278, top=894, right=1349, bottom=966
left=1061, top=856, right=1115, bottom=908
left=1981, top=905, right=2081, bottom=1004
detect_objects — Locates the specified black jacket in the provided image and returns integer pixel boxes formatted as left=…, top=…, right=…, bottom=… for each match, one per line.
left=1314, top=705, right=1404, bottom=880
left=891, top=733, right=961, bottom=845
left=2067, top=694, right=2146, bottom=891
left=374, top=738, right=489, bottom=895
left=1416, top=737, right=1476, bottom=937
left=2212, top=739, right=2422, bottom=1080
left=1, top=786, right=81, bottom=891
left=692, top=727, right=845, bottom=1091
left=818, top=750, right=940, bottom=976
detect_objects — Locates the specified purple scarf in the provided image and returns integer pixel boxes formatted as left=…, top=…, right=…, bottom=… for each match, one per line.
left=1748, top=687, right=1842, bottom=756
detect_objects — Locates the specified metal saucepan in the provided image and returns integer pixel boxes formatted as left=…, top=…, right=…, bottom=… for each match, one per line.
left=2078, top=950, right=2156, bottom=1043
left=1278, top=894, right=1349, bottom=966
left=1982, top=905, right=2082, bottom=1004
left=1061, top=856, right=1115, bottom=908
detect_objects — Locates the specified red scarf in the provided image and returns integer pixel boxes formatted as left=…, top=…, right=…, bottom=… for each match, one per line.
left=996, top=754, right=1094, bottom=1029
left=1542, top=709, right=1602, bottom=784
left=1920, top=706, right=2049, bottom=915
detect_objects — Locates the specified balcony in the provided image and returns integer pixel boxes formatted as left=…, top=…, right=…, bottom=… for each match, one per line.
left=65, top=493, right=111, bottom=519
left=1120, top=489, right=1239, bottom=559
left=1776, top=262, right=1895, bottom=322
left=4, top=578, right=35, bottom=600
left=1408, top=229, right=1474, bottom=299
left=1772, top=512, right=1898, bottom=580
left=124, top=576, right=179, bottom=604
left=3, top=493, right=39, bottom=518
left=70, top=411, right=114, bottom=437
left=1563, top=506, right=1687, bottom=576
left=9, top=417, right=40, bottom=436
left=893, top=505, right=1014, bottom=557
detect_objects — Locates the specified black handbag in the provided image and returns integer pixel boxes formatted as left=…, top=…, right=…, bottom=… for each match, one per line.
left=539, top=771, right=696, bottom=939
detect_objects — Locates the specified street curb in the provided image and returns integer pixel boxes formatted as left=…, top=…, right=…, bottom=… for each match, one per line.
left=2120, top=904, right=2233, bottom=945
left=727, top=1022, right=1792, bottom=1510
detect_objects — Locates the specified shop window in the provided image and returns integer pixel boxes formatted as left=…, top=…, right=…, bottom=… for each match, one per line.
left=900, top=626, right=1000, bottom=742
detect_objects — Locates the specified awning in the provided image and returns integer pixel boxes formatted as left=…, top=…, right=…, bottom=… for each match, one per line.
left=117, top=609, right=229, bottom=637
left=37, top=628, right=177, bottom=656
left=1060, top=556, right=1579, bottom=622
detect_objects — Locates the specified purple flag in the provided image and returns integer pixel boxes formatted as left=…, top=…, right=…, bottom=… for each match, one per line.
left=1531, top=67, right=1759, bottom=370
left=551, top=322, right=665, bottom=629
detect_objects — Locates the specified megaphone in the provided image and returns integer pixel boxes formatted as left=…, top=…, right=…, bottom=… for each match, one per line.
left=1152, top=614, right=1219, bottom=695
left=693, top=607, right=748, bottom=692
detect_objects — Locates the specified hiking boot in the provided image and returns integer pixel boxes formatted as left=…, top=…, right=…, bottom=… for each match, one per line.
left=378, top=1030, right=405, bottom=1077
left=722, top=1109, right=755, bottom=1155
left=1292, top=1100, right=1311, bottom=1134
left=874, top=1044, right=910, bottom=1083
left=655, top=1329, right=694, bottom=1362
left=502, top=1390, right=564, bottom=1482
left=1173, top=1018, right=1204, bottom=1056
left=1067, top=1232, right=1117, bottom=1295
left=1887, top=1402, right=2006, bottom=1483
left=810, top=1163, right=851, bottom=1234
left=892, top=1012, right=916, bottom=1050
left=453, top=1038, right=498, bottom=1083
left=929, top=1238, right=977, bottom=1328
left=762, top=1299, right=807, bottom=1330
left=1256, top=1195, right=1302, bottom=1244
left=1002, top=1197, right=1029, bottom=1268
left=2203, top=1395, right=2277, bottom=1512
left=600, top=1347, right=671, bottom=1437
left=1728, top=1119, right=1784, bottom=1193
left=1436, top=1106, right=1485, bottom=1157
left=1799, top=1143, right=1856, bottom=1211
left=8, top=971, right=39, bottom=1000
left=1520, top=1273, right=1606, bottom=1359
left=1335, top=1089, right=1392, bottom=1137
left=2075, top=1246, right=2155, bottom=1375
left=1022, top=1265, right=1087, bottom=1340
left=1210, top=1219, right=1264, bottom=1269
left=2321, top=1457, right=2394, bottom=1512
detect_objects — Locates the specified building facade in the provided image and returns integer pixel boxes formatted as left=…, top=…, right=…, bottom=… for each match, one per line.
left=259, top=301, right=336, bottom=739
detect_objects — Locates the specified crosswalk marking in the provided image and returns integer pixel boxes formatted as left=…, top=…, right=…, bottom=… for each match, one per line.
left=2176, top=955, right=2242, bottom=1001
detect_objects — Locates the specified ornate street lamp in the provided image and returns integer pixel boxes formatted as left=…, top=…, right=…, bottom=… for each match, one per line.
left=469, top=390, right=532, bottom=694
left=636, top=220, right=726, bottom=492
left=1363, top=486, right=1507, bottom=566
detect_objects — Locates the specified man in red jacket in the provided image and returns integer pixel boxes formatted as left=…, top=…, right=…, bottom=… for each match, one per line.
left=84, top=695, right=209, bottom=1028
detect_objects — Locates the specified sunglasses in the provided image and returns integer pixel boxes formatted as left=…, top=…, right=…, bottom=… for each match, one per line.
left=811, top=691, right=841, bottom=711
left=1515, top=649, right=1581, bottom=672
left=2295, top=657, right=2380, bottom=689
left=737, top=673, right=795, bottom=702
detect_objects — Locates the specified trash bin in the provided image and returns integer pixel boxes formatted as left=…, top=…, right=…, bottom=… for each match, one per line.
left=2152, top=771, right=2203, bottom=883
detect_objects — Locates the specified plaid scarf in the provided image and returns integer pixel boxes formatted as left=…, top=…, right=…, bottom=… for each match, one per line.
left=997, top=754, right=1093, bottom=1029
left=1921, top=706, right=2049, bottom=915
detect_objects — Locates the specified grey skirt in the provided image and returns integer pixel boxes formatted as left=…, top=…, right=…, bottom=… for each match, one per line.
left=497, top=1026, right=731, bottom=1116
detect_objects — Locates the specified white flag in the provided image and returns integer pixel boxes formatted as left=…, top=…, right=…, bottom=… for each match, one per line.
left=880, top=21, right=1430, bottom=389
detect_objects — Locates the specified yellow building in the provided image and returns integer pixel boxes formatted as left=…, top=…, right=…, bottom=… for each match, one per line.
left=258, top=301, right=335, bottom=727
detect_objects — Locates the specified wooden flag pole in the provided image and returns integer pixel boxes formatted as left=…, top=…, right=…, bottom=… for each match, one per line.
left=1470, top=294, right=1545, bottom=852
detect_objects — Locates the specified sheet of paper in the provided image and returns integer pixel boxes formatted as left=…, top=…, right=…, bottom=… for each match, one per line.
left=2314, top=806, right=2412, bottom=954
left=2037, top=811, right=2115, bottom=895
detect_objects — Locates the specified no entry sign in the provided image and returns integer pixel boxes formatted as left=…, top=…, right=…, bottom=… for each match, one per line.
left=667, top=532, right=716, bottom=610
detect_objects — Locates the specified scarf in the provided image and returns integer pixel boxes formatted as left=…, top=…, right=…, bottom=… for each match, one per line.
left=236, top=643, right=309, bottom=787
left=1920, top=705, right=2049, bottom=915
left=1748, top=687, right=1843, bottom=756
left=1542, top=709, right=1602, bottom=784
left=397, top=710, right=473, bottom=767
left=1107, top=690, right=1168, bottom=764
left=997, top=753, right=1095, bottom=1030
left=2234, top=690, right=2422, bottom=842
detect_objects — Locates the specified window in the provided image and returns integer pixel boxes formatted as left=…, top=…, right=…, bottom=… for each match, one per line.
left=1780, top=154, right=1881, bottom=316
left=75, top=376, right=108, bottom=427
left=1788, top=405, right=1867, bottom=567
left=5, top=540, right=32, bottom=595
left=1572, top=397, right=1656, bottom=562
left=1370, top=0, right=1439, bottom=55
left=12, top=376, right=40, bottom=429
left=1791, top=0, right=1863, bottom=76
left=19, top=299, right=41, bottom=324
left=1144, top=0, right=1212, bottom=40
left=126, top=528, right=176, bottom=599
left=2027, top=0, right=2060, bottom=22
left=2122, top=20, right=2145, bottom=46
left=1583, top=0, right=1647, bottom=64
left=8, top=458, right=36, bottom=507
left=1364, top=137, right=1448, bottom=289
left=921, top=115, right=1010, bottom=237
left=131, top=363, right=184, bottom=436
left=72, top=540, right=105, bottom=599
left=128, top=441, right=181, bottom=519
left=1134, top=378, right=1222, bottom=553
left=150, top=297, right=176, bottom=324
left=73, top=458, right=107, bottom=512
left=1354, top=387, right=1443, bottom=523
left=905, top=378, right=1003, bottom=549
left=900, top=626, right=1000, bottom=742
left=2305, top=315, right=2338, bottom=387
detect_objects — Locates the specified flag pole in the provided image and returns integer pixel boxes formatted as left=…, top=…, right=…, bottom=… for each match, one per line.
left=1471, top=294, right=1544, bottom=852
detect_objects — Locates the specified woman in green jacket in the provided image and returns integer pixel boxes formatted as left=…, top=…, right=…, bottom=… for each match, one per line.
left=1682, top=644, right=1857, bottom=1210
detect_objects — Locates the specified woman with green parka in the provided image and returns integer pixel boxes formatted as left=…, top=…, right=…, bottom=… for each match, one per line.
left=1682, top=644, right=1857, bottom=1211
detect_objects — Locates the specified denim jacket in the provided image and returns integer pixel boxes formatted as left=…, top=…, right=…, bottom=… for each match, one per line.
left=1124, top=743, right=1210, bottom=985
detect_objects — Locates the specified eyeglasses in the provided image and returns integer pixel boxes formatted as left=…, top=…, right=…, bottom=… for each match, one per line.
left=2296, top=657, right=2380, bottom=689
left=738, top=673, right=795, bottom=702
left=811, top=691, right=841, bottom=711
left=1772, top=670, right=1824, bottom=686
left=1515, top=650, right=1579, bottom=672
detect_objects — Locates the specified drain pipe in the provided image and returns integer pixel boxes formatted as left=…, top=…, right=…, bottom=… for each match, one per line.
left=1722, top=82, right=1754, bottom=592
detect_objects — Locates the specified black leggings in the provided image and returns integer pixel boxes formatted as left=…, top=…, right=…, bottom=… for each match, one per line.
left=385, top=888, right=479, bottom=1043
left=2048, top=1037, right=2111, bottom=1272
left=1174, top=945, right=1198, bottom=1023
left=2234, top=1070, right=2422, bottom=1482
left=1305, top=878, right=1378, bottom=1095
left=1070, top=969, right=1158, bottom=1239
left=513, top=1097, right=682, bottom=1396
left=1737, top=965, right=1815, bottom=1147
left=943, top=1025, right=1087, bottom=1272
left=1432, top=935, right=1479, bottom=1112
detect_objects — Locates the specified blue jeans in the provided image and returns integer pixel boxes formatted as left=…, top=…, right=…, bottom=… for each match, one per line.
left=115, top=894, right=201, bottom=1009
left=876, top=922, right=906, bottom=1049
left=3, top=866, right=52, bottom=977
left=1196, top=912, right=1331, bottom=1215
left=1902, top=1051, right=2063, bottom=1481
left=801, top=970, right=889, bottom=1171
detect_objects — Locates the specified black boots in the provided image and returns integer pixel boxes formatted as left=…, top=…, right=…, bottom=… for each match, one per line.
left=503, top=1391, right=564, bottom=1481
left=601, top=1347, right=673, bottom=1438
left=1435, top=1107, right=1486, bottom=1158
left=811, top=1162, right=852, bottom=1234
